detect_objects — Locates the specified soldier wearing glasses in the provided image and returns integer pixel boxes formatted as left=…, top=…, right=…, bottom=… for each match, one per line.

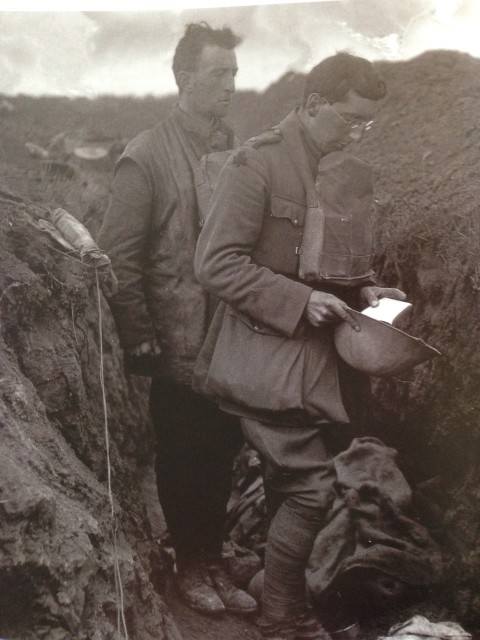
left=195, top=52, right=406, bottom=639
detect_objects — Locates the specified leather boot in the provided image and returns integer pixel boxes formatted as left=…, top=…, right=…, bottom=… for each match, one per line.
left=260, top=618, right=332, bottom=640
left=258, top=609, right=333, bottom=640
left=175, top=564, right=225, bottom=616
left=208, top=563, right=258, bottom=615
left=294, top=609, right=333, bottom=640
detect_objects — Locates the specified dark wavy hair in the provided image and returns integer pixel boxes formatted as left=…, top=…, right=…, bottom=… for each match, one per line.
left=303, top=52, right=386, bottom=105
left=172, top=22, right=241, bottom=87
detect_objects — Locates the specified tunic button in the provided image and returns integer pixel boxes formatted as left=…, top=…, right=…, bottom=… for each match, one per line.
left=253, top=324, right=259, bottom=331
left=294, top=218, right=299, bottom=225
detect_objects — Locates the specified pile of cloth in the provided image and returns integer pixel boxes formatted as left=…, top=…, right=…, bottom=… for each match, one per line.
left=307, top=437, right=443, bottom=603
left=227, top=436, right=444, bottom=617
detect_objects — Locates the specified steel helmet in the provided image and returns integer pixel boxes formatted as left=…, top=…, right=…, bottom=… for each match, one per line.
left=334, top=309, right=441, bottom=376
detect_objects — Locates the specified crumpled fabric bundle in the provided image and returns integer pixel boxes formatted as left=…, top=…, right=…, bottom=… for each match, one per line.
left=307, top=437, right=443, bottom=598
left=379, top=614, right=472, bottom=639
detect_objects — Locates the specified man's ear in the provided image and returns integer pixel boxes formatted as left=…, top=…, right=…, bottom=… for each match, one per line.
left=305, top=93, right=327, bottom=117
left=177, top=70, right=193, bottom=93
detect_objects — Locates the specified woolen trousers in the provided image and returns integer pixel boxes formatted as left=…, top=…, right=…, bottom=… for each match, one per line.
left=150, top=377, right=244, bottom=568
left=241, top=418, right=337, bottom=623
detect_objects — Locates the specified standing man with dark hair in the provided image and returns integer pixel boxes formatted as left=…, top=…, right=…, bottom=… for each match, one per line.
left=98, top=23, right=256, bottom=617
left=195, top=52, right=406, bottom=638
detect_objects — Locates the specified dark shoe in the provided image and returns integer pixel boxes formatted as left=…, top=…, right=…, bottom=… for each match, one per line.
left=259, top=611, right=333, bottom=640
left=295, top=610, right=333, bottom=640
left=175, top=564, right=225, bottom=616
left=208, top=564, right=258, bottom=615
left=258, top=617, right=297, bottom=639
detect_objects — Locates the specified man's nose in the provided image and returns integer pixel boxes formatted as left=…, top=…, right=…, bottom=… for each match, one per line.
left=224, top=72, right=235, bottom=93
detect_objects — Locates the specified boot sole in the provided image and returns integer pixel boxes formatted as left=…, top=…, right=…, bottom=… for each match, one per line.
left=185, top=601, right=226, bottom=617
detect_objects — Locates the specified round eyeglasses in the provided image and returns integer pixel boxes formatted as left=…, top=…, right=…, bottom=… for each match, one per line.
left=327, top=102, right=375, bottom=131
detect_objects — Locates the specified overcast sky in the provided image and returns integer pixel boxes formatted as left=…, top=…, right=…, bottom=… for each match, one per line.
left=1, top=0, right=479, bottom=97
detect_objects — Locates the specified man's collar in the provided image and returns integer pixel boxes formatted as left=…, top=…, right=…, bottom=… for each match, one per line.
left=294, top=108, right=324, bottom=165
left=173, top=104, right=221, bottom=138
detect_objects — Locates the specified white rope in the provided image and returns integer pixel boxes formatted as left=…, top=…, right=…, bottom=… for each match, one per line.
left=95, top=268, right=129, bottom=640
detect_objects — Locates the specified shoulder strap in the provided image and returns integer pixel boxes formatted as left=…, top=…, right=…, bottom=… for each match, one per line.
left=244, top=127, right=283, bottom=149
left=195, top=126, right=284, bottom=227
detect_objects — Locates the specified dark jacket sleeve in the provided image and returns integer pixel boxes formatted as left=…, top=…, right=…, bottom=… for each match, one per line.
left=195, top=148, right=313, bottom=338
left=97, top=158, right=156, bottom=348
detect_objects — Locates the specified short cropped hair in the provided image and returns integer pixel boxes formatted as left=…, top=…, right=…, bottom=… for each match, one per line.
left=303, top=52, right=386, bottom=105
left=172, top=22, right=241, bottom=87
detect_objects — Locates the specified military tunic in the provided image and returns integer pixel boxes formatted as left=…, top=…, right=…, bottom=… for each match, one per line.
left=195, top=109, right=374, bottom=425
left=195, top=109, right=374, bottom=508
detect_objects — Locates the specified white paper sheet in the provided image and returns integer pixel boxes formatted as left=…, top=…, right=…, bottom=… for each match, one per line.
left=361, top=298, right=412, bottom=324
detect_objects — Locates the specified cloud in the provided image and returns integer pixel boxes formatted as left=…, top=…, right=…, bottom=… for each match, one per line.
left=400, top=0, right=480, bottom=59
left=0, top=1, right=478, bottom=97
left=0, top=13, right=95, bottom=94
left=85, top=11, right=180, bottom=58
left=342, top=0, right=435, bottom=38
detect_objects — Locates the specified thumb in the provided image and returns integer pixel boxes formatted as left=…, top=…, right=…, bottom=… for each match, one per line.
left=379, top=288, right=407, bottom=301
left=364, top=289, right=380, bottom=307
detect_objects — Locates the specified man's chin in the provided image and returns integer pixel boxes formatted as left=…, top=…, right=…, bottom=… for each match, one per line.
left=214, top=101, right=231, bottom=117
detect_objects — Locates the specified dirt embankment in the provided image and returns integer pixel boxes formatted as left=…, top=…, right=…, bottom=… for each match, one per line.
left=359, top=51, right=480, bottom=626
left=0, top=49, right=479, bottom=639
left=0, top=191, right=175, bottom=639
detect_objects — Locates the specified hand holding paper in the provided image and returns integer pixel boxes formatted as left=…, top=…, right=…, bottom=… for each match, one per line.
left=362, top=298, right=412, bottom=325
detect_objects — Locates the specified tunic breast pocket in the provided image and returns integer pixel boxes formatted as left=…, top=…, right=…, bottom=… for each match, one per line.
left=252, top=195, right=305, bottom=276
